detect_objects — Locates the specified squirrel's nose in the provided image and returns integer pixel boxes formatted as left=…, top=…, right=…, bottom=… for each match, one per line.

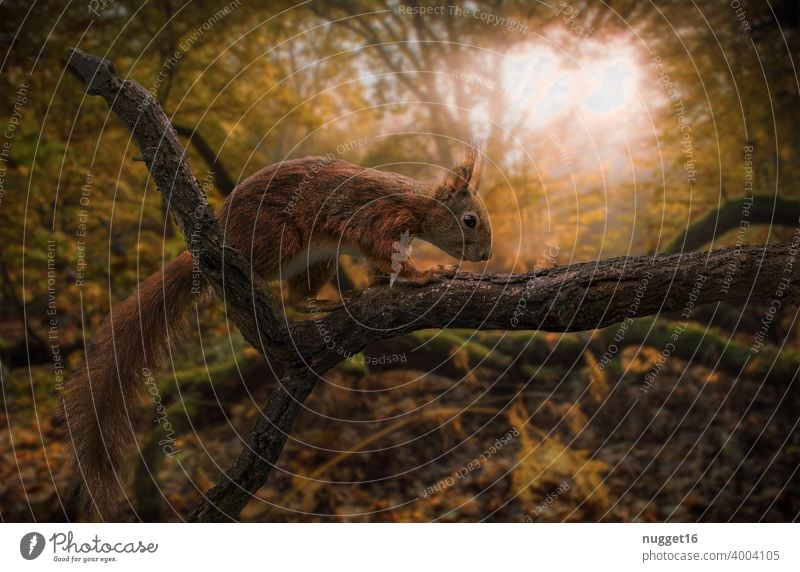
left=480, top=250, right=491, bottom=261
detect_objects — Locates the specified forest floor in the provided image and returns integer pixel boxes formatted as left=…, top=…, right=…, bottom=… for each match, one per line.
left=2, top=323, right=799, bottom=522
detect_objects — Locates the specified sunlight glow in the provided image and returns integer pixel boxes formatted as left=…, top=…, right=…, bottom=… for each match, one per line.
left=501, top=43, right=641, bottom=126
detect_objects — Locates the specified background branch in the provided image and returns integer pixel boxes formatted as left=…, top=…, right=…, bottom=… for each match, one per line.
left=172, top=122, right=236, bottom=196
left=665, top=194, right=800, bottom=253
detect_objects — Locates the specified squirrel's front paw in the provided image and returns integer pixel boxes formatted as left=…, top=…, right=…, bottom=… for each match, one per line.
left=429, top=264, right=459, bottom=280
left=411, top=265, right=459, bottom=286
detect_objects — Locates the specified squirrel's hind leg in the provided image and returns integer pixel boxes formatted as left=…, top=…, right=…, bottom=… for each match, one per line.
left=286, top=258, right=341, bottom=312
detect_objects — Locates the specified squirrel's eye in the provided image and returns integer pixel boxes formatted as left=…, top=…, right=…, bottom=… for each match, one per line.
left=462, top=213, right=477, bottom=229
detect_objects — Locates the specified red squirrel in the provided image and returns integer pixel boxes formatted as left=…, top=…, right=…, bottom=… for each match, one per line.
left=64, top=144, right=491, bottom=517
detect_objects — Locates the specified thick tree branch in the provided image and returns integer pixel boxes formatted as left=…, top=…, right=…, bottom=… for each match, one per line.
left=292, top=245, right=800, bottom=370
left=66, top=48, right=800, bottom=522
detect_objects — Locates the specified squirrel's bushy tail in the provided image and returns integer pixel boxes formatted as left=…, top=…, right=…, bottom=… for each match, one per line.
left=64, top=250, right=200, bottom=518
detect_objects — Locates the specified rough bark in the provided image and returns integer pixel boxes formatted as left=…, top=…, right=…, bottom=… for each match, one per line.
left=66, top=47, right=800, bottom=522
left=289, top=244, right=800, bottom=374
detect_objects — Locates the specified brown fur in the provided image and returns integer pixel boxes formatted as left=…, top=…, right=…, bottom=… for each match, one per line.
left=64, top=146, right=491, bottom=518
left=64, top=251, right=199, bottom=518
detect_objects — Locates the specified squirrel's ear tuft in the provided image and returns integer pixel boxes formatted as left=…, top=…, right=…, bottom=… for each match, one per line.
left=439, top=142, right=484, bottom=200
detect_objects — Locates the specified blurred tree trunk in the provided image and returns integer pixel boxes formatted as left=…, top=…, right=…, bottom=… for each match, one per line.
left=665, top=195, right=800, bottom=253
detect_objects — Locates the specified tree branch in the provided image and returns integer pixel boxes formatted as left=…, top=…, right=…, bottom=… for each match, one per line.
left=65, top=47, right=290, bottom=358
left=66, top=48, right=800, bottom=522
left=172, top=122, right=236, bottom=195
left=665, top=194, right=800, bottom=253
left=291, top=244, right=800, bottom=369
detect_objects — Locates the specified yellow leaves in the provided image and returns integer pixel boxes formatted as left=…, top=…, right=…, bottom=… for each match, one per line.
left=620, top=345, right=662, bottom=373
left=450, top=344, right=478, bottom=383
left=507, top=400, right=610, bottom=514
left=584, top=350, right=608, bottom=401
left=562, top=403, right=589, bottom=436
